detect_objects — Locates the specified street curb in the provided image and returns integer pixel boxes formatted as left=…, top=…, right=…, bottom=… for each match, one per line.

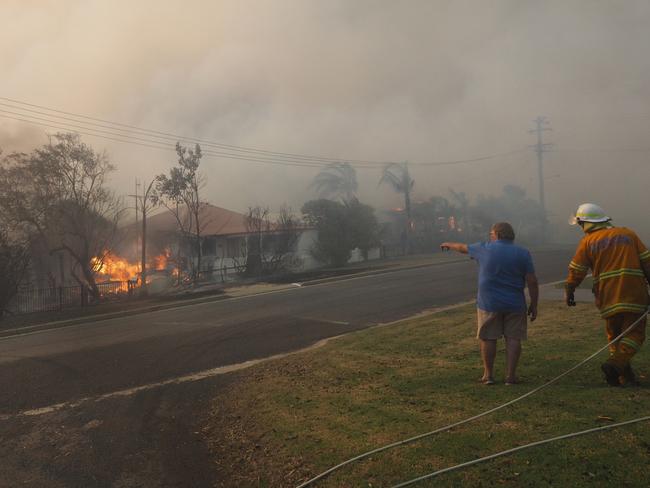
left=0, top=298, right=482, bottom=419
left=2, top=283, right=575, bottom=416
left=1, top=262, right=569, bottom=339
left=299, top=257, right=469, bottom=286
left=0, top=293, right=230, bottom=338
left=0, top=259, right=466, bottom=338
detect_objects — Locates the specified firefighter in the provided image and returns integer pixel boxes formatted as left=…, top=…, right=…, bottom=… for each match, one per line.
left=565, top=203, right=650, bottom=386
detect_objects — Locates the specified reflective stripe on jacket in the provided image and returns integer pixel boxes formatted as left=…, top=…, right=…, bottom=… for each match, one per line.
left=567, top=227, right=650, bottom=318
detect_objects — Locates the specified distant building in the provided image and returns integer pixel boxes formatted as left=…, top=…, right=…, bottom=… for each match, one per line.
left=140, top=204, right=324, bottom=279
left=27, top=203, right=383, bottom=288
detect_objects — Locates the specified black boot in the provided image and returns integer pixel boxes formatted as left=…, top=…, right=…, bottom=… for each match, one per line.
left=623, top=364, right=639, bottom=386
left=601, top=362, right=621, bottom=386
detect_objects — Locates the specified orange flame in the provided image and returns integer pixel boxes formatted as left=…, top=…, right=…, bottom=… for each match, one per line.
left=92, top=249, right=177, bottom=285
left=152, top=248, right=172, bottom=271
left=92, top=252, right=140, bottom=282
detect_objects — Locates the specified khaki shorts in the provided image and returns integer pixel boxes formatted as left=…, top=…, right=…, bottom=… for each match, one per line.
left=477, top=308, right=528, bottom=340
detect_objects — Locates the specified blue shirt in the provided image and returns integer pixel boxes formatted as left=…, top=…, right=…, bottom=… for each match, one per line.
left=468, top=240, right=535, bottom=312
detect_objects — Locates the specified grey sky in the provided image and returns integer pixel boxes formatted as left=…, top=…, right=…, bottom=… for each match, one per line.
left=2, top=0, right=650, bottom=239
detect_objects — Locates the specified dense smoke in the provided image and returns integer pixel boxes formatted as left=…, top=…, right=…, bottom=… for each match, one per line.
left=2, top=1, right=650, bottom=242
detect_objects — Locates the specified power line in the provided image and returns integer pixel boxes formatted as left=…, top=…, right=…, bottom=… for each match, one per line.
left=409, top=148, right=525, bottom=167
left=0, top=101, right=361, bottom=165
left=0, top=113, right=178, bottom=153
left=0, top=96, right=353, bottom=163
left=0, top=111, right=525, bottom=169
left=446, top=157, right=526, bottom=189
left=0, top=113, right=336, bottom=168
left=0, top=96, right=526, bottom=168
left=0, top=108, right=347, bottom=167
left=551, top=147, right=650, bottom=153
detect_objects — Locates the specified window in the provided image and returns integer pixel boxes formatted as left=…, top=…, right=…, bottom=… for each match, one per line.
left=202, top=236, right=217, bottom=256
left=226, top=238, right=244, bottom=258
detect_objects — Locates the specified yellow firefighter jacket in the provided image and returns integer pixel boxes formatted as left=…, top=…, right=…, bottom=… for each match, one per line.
left=567, top=226, right=650, bottom=318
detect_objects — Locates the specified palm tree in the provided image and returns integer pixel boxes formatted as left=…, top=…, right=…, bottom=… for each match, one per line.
left=379, top=162, right=415, bottom=254
left=311, top=162, right=358, bottom=202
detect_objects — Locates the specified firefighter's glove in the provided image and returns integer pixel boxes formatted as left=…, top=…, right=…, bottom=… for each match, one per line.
left=565, top=289, right=576, bottom=307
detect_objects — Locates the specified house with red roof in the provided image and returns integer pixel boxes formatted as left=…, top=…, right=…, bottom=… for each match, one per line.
left=140, top=203, right=320, bottom=279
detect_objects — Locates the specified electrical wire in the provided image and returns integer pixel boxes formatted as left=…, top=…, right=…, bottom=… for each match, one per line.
left=551, top=147, right=650, bottom=153
left=0, top=113, right=338, bottom=168
left=0, top=111, right=525, bottom=169
left=391, top=415, right=650, bottom=487
left=295, top=309, right=649, bottom=487
left=0, top=96, right=355, bottom=162
left=0, top=102, right=362, bottom=165
left=0, top=96, right=526, bottom=168
left=5, top=96, right=650, bottom=172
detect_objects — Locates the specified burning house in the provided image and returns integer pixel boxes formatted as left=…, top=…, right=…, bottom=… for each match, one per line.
left=26, top=202, right=381, bottom=295
left=120, top=203, right=320, bottom=284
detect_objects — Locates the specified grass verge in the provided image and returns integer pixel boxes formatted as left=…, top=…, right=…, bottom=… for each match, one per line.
left=203, top=301, right=650, bottom=487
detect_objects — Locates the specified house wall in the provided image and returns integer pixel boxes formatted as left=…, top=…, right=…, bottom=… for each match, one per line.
left=293, top=229, right=320, bottom=270
left=186, top=228, right=383, bottom=280
left=293, top=229, right=381, bottom=269
left=349, top=247, right=381, bottom=263
left=193, top=230, right=318, bottom=274
left=28, top=240, right=78, bottom=288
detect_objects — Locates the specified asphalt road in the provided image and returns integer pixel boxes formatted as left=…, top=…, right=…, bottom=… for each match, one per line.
left=0, top=249, right=571, bottom=415
left=0, top=249, right=572, bottom=487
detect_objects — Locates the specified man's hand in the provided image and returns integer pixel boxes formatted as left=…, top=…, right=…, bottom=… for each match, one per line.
left=439, top=242, right=468, bottom=254
left=528, top=303, right=537, bottom=322
left=565, top=289, right=576, bottom=307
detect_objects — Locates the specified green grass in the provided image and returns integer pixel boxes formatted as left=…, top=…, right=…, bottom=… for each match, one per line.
left=204, top=301, right=650, bottom=487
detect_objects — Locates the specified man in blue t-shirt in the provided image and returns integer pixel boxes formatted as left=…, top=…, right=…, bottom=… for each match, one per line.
left=441, top=222, right=539, bottom=385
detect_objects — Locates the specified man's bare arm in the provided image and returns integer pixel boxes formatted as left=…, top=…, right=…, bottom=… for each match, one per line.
left=526, top=272, right=539, bottom=321
left=440, top=242, right=468, bottom=254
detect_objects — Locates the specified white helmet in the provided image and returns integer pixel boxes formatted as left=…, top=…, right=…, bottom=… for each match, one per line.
left=569, top=203, right=610, bottom=225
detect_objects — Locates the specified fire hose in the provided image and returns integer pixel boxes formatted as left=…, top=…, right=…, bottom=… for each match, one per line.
left=296, top=308, right=649, bottom=488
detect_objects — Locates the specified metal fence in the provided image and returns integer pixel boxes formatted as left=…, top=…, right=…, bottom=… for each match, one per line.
left=9, top=281, right=136, bottom=315
left=195, top=262, right=299, bottom=283
left=196, top=263, right=246, bottom=283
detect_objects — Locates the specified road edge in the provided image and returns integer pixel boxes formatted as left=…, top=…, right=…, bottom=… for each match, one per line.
left=0, top=257, right=471, bottom=337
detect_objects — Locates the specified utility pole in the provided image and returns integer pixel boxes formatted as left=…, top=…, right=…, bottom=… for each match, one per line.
left=134, top=179, right=140, bottom=267
left=129, top=179, right=159, bottom=294
left=138, top=180, right=156, bottom=296
left=129, top=180, right=158, bottom=296
left=529, top=116, right=552, bottom=239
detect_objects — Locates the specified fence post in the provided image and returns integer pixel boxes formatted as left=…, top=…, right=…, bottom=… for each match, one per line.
left=58, top=286, right=63, bottom=311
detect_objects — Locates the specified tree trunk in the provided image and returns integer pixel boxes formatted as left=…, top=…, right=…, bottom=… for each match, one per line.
left=81, top=262, right=100, bottom=301
left=177, top=237, right=183, bottom=286
left=192, top=199, right=202, bottom=285
left=404, top=189, right=412, bottom=255
left=195, top=229, right=201, bottom=284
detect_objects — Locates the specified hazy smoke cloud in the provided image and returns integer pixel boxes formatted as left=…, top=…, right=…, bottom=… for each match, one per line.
left=3, top=0, right=650, bottom=242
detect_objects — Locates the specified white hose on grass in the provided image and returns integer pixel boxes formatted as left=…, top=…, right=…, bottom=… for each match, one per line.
left=391, top=415, right=650, bottom=487
left=295, top=309, right=648, bottom=488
